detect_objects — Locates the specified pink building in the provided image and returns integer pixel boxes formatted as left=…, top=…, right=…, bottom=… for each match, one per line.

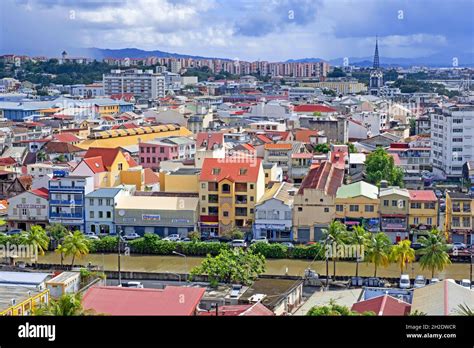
left=139, top=136, right=195, bottom=171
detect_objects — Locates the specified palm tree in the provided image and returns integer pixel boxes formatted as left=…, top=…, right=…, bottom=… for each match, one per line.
left=25, top=225, right=50, bottom=265
left=63, top=231, right=89, bottom=267
left=417, top=228, right=451, bottom=279
left=456, top=304, right=474, bottom=316
left=366, top=232, right=391, bottom=277
left=347, top=225, right=370, bottom=278
left=390, top=239, right=415, bottom=275
left=322, top=220, right=347, bottom=280
left=46, top=223, right=68, bottom=242
left=33, top=293, right=91, bottom=316
left=55, top=244, right=67, bottom=266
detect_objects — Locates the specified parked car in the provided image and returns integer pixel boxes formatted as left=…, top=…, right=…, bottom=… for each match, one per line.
left=84, top=232, right=99, bottom=240
left=231, top=239, right=247, bottom=248
left=414, top=275, right=426, bottom=288
left=460, top=279, right=471, bottom=289
left=180, top=238, right=192, bottom=242
left=399, top=274, right=411, bottom=289
left=163, top=234, right=181, bottom=241
left=6, top=229, right=22, bottom=235
left=123, top=232, right=140, bottom=241
left=280, top=242, right=295, bottom=248
left=453, top=242, right=467, bottom=250
left=410, top=242, right=423, bottom=250
left=120, top=281, right=144, bottom=288
left=251, top=237, right=269, bottom=244
left=430, top=278, right=440, bottom=284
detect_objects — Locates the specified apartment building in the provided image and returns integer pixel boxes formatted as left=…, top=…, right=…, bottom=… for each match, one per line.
left=430, top=104, right=474, bottom=179
left=445, top=192, right=472, bottom=244
left=139, top=136, right=195, bottom=171
left=199, top=158, right=265, bottom=237
left=408, top=190, right=439, bottom=241
left=379, top=187, right=410, bottom=243
left=7, top=188, right=49, bottom=231
left=103, top=69, right=166, bottom=99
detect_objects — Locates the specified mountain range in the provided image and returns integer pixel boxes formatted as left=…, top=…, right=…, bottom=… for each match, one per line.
left=71, top=47, right=474, bottom=68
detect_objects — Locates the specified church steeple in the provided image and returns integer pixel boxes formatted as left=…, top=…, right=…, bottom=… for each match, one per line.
left=373, top=36, right=380, bottom=69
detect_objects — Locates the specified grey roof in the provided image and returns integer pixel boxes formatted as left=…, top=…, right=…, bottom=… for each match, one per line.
left=86, top=188, right=123, bottom=198
left=0, top=286, right=46, bottom=311
left=0, top=271, right=52, bottom=286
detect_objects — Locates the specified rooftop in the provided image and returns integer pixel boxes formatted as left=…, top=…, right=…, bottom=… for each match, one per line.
left=336, top=181, right=379, bottom=200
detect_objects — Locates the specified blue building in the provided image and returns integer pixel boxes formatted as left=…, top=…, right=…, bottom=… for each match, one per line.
left=48, top=174, right=94, bottom=232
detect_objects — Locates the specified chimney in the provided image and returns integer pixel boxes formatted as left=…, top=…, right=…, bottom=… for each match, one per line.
left=380, top=180, right=388, bottom=189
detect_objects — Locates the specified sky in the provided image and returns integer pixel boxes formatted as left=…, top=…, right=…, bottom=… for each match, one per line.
left=0, top=0, right=473, bottom=62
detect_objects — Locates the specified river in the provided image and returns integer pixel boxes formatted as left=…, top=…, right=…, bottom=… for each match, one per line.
left=35, top=252, right=471, bottom=280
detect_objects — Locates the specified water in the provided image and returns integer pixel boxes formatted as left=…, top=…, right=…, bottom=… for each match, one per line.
left=35, top=252, right=471, bottom=280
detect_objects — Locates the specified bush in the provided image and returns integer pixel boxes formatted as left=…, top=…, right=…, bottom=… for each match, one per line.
left=88, top=236, right=118, bottom=253
left=188, top=231, right=201, bottom=241
left=249, top=242, right=288, bottom=258
left=289, top=244, right=324, bottom=260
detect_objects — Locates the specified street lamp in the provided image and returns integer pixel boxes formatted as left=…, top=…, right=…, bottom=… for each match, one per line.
left=172, top=251, right=188, bottom=280
left=166, top=271, right=182, bottom=284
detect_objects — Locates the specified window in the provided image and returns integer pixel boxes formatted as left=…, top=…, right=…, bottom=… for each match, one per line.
left=324, top=208, right=329, bottom=213
left=414, top=217, right=419, bottom=224
left=201, top=208, right=206, bottom=213
left=336, top=205, right=343, bottom=212
left=118, top=163, right=123, bottom=170
left=298, top=207, right=303, bottom=212
left=98, top=199, right=103, bottom=206
left=90, top=211, right=94, bottom=218
left=106, top=211, right=111, bottom=218
left=349, top=205, right=359, bottom=212
left=424, top=202, right=435, bottom=209
left=427, top=217, right=432, bottom=225
left=201, top=183, right=206, bottom=189
left=365, top=205, right=374, bottom=212
left=462, top=217, right=470, bottom=228
left=160, top=147, right=165, bottom=153
left=106, top=199, right=111, bottom=206
left=411, top=203, right=422, bottom=209
left=222, top=184, right=231, bottom=193
left=99, top=211, right=103, bottom=218
left=152, top=147, right=156, bottom=153
left=202, top=195, right=206, bottom=201
left=250, top=184, right=254, bottom=190
left=21, top=208, right=27, bottom=216
left=223, top=211, right=229, bottom=217
left=452, top=217, right=460, bottom=227
left=383, top=200, right=389, bottom=207
left=392, top=200, right=397, bottom=207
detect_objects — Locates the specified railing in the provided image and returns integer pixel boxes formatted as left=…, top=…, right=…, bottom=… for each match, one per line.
left=50, top=200, right=83, bottom=205
left=49, top=213, right=83, bottom=218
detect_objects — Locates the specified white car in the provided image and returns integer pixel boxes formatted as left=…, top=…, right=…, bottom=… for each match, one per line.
left=430, top=278, right=440, bottom=284
left=163, top=234, right=181, bottom=241
left=399, top=274, right=411, bottom=289
left=231, top=239, right=247, bottom=248
left=123, top=232, right=140, bottom=240
left=120, top=281, right=144, bottom=288
left=452, top=242, right=467, bottom=250
left=460, top=279, right=471, bottom=289
left=414, top=275, right=426, bottom=288
left=84, top=232, right=99, bottom=240
left=251, top=237, right=269, bottom=244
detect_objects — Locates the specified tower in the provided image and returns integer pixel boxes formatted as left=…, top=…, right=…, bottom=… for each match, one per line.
left=373, top=36, right=380, bottom=69
left=369, top=37, right=383, bottom=95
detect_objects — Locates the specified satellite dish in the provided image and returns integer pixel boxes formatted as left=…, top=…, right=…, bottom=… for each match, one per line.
left=118, top=210, right=125, bottom=217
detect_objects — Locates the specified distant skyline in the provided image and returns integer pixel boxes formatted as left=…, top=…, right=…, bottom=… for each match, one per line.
left=1, top=0, right=473, bottom=63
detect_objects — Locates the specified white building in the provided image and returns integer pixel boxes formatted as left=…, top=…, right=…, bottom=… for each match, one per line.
left=430, top=104, right=474, bottom=178
left=103, top=69, right=165, bottom=99
left=7, top=189, right=49, bottom=231
left=351, top=111, right=389, bottom=137
left=71, top=83, right=105, bottom=98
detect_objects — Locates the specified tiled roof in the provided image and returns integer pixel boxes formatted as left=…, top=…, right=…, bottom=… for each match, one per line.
left=82, top=286, right=206, bottom=316
left=200, top=158, right=262, bottom=183
left=44, top=142, right=83, bottom=154
left=82, top=156, right=106, bottom=173
left=0, top=157, right=17, bottom=165
left=294, top=129, right=319, bottom=143
left=351, top=294, right=411, bottom=316
left=264, top=143, right=292, bottom=150
left=294, top=104, right=337, bottom=113
left=30, top=188, right=49, bottom=199
left=144, top=168, right=160, bottom=185
left=336, top=181, right=379, bottom=200
left=53, top=133, right=81, bottom=143
left=298, top=161, right=344, bottom=196
left=198, top=303, right=274, bottom=316
left=196, top=132, right=224, bottom=150
left=84, top=147, right=136, bottom=168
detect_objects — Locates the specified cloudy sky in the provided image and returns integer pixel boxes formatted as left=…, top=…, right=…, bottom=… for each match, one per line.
left=0, top=0, right=473, bottom=61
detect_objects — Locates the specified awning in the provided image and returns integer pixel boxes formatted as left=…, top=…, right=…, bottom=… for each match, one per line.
left=200, top=222, right=219, bottom=227
left=345, top=221, right=360, bottom=225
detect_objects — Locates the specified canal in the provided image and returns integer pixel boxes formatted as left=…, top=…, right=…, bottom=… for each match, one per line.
left=36, top=252, right=472, bottom=280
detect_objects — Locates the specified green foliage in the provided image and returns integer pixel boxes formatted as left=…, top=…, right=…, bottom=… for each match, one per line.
left=249, top=242, right=288, bottom=258
left=191, top=248, right=265, bottom=285
left=33, top=293, right=90, bottom=316
left=188, top=231, right=201, bottom=241
left=289, top=244, right=324, bottom=259
left=365, top=232, right=392, bottom=277
left=88, top=236, right=118, bottom=253
left=365, top=147, right=404, bottom=187
left=62, top=231, right=90, bottom=266
left=313, top=143, right=330, bottom=154
left=327, top=68, right=346, bottom=78
left=390, top=239, right=415, bottom=274
left=25, top=225, right=50, bottom=257
left=46, top=223, right=68, bottom=241
left=221, top=227, right=245, bottom=240
left=456, top=304, right=474, bottom=316
left=346, top=142, right=357, bottom=153
left=417, top=228, right=451, bottom=278
left=307, top=299, right=375, bottom=316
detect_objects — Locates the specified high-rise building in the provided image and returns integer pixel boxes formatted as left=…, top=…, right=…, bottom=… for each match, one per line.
left=103, top=69, right=166, bottom=100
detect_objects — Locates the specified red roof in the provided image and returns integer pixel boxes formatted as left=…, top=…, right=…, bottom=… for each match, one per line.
left=351, top=295, right=411, bottom=316
left=110, top=93, right=135, bottom=102
left=82, top=286, right=205, bottom=316
left=408, top=190, right=437, bottom=202
left=111, top=122, right=138, bottom=130
left=294, top=129, right=319, bottom=143
left=84, top=147, right=136, bottom=168
left=198, top=303, right=274, bottom=316
left=256, top=134, right=272, bottom=144
left=81, top=156, right=106, bottom=173
left=196, top=132, right=224, bottom=150
left=200, top=158, right=262, bottom=183
left=144, top=168, right=159, bottom=185
left=53, top=133, right=80, bottom=143
left=293, top=104, right=337, bottom=113
left=0, top=157, right=17, bottom=166
left=298, top=161, right=344, bottom=196
left=30, top=188, right=49, bottom=199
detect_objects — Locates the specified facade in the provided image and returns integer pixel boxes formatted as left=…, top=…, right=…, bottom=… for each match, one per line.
left=292, top=161, right=344, bottom=242
left=115, top=196, right=199, bottom=237
left=445, top=192, right=472, bottom=244
left=48, top=175, right=94, bottom=231
left=46, top=272, right=81, bottom=299
left=335, top=181, right=380, bottom=232
left=7, top=189, right=49, bottom=231
left=379, top=187, right=410, bottom=242
left=85, top=188, right=129, bottom=234
left=139, top=136, right=195, bottom=171
left=103, top=69, right=166, bottom=99
left=408, top=190, right=438, bottom=241
left=254, top=182, right=295, bottom=241
left=430, top=104, right=474, bottom=179
left=199, top=158, right=265, bottom=237
left=0, top=286, right=49, bottom=316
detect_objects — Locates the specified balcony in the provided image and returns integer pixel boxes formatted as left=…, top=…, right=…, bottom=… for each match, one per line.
left=50, top=200, right=83, bottom=205
left=235, top=195, right=248, bottom=204
left=208, top=195, right=219, bottom=204
left=49, top=212, right=83, bottom=219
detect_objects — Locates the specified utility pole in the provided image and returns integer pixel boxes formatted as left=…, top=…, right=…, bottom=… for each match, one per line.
left=117, top=226, right=122, bottom=286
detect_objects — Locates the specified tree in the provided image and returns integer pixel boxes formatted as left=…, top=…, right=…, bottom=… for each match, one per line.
left=313, top=143, right=330, bottom=154
left=456, top=304, right=474, bottom=316
left=366, top=232, right=392, bottom=277
left=347, top=225, right=370, bottom=278
left=346, top=142, right=357, bottom=153
left=191, top=248, right=265, bottom=286
left=188, top=231, right=201, bottom=242
left=417, top=228, right=451, bottom=278
left=364, top=147, right=404, bottom=187
left=322, top=221, right=347, bottom=280
left=55, top=244, right=67, bottom=266
left=33, top=293, right=91, bottom=316
left=46, top=223, right=68, bottom=241
left=222, top=227, right=244, bottom=240
left=63, top=231, right=89, bottom=266
left=390, top=239, right=415, bottom=275
left=307, top=299, right=375, bottom=316
left=25, top=225, right=50, bottom=265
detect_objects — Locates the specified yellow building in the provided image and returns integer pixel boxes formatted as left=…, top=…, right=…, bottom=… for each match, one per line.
left=199, top=158, right=265, bottom=236
left=408, top=190, right=438, bottom=240
left=0, top=286, right=49, bottom=316
left=77, top=125, right=193, bottom=150
left=335, top=181, right=380, bottom=231
left=160, top=168, right=200, bottom=193
left=262, top=162, right=282, bottom=187
left=379, top=187, right=410, bottom=243
left=445, top=192, right=472, bottom=244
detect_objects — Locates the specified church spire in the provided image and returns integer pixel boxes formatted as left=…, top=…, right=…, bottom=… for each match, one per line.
left=373, top=36, right=380, bottom=69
